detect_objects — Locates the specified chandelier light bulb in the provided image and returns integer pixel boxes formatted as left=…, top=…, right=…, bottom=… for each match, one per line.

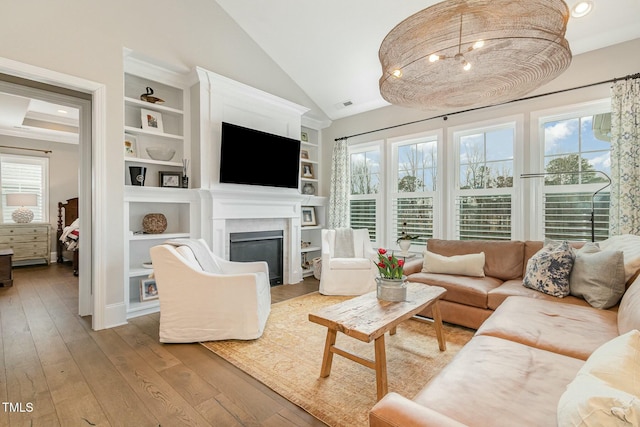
left=391, top=69, right=403, bottom=78
left=472, top=40, right=485, bottom=49
left=429, top=54, right=441, bottom=62
left=463, top=61, right=471, bottom=71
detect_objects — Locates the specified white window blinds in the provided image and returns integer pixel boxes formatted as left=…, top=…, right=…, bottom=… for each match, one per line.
left=1, top=154, right=49, bottom=223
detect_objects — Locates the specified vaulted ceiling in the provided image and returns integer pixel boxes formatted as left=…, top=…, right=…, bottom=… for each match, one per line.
left=215, top=0, right=640, bottom=120
left=2, top=1, right=639, bottom=143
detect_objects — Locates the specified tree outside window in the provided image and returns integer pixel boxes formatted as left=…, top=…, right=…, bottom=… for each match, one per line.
left=393, top=137, right=438, bottom=247
left=541, top=113, right=611, bottom=241
left=349, top=147, right=381, bottom=242
left=456, top=126, right=515, bottom=240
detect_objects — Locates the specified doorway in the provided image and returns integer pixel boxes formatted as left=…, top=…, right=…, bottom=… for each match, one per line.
left=0, top=73, right=93, bottom=318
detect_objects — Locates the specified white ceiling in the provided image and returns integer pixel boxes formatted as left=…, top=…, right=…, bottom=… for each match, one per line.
left=215, top=0, right=640, bottom=121
left=0, top=92, right=79, bottom=144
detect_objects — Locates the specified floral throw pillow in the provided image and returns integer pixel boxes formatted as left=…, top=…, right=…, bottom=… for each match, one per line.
left=523, top=240, right=575, bottom=297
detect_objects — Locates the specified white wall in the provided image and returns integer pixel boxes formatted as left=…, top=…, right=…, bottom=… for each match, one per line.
left=0, top=135, right=79, bottom=255
left=320, top=38, right=640, bottom=198
left=0, top=0, right=326, bottom=326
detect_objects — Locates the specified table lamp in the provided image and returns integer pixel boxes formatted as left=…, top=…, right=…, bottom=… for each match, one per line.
left=6, top=193, right=38, bottom=223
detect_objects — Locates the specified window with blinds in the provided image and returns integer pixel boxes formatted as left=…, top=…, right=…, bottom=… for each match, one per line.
left=454, top=125, right=515, bottom=240
left=391, top=135, right=438, bottom=247
left=392, top=197, right=434, bottom=245
left=349, top=145, right=381, bottom=243
left=541, top=112, right=611, bottom=241
left=543, top=190, right=610, bottom=241
left=456, top=194, right=512, bottom=240
left=350, top=199, right=377, bottom=242
left=1, top=154, right=49, bottom=223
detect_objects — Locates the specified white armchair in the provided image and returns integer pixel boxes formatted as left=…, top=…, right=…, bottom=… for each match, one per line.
left=149, top=239, right=271, bottom=343
left=319, top=228, right=378, bottom=295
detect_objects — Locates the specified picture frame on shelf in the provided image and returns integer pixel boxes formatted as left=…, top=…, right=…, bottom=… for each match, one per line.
left=140, top=278, right=158, bottom=301
left=159, top=171, right=182, bottom=188
left=301, top=150, right=309, bottom=159
left=301, top=131, right=309, bottom=142
left=141, top=108, right=164, bottom=133
left=301, top=206, right=317, bottom=226
left=302, top=163, right=314, bottom=179
left=124, top=133, right=137, bottom=157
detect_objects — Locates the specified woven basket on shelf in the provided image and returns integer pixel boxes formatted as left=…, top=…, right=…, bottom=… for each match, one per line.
left=142, top=213, right=167, bottom=234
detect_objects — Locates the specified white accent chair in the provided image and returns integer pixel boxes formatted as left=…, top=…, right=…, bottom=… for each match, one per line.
left=319, top=228, right=378, bottom=295
left=149, top=240, right=271, bottom=343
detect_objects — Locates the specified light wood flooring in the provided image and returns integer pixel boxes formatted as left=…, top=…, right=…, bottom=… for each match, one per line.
left=0, top=263, right=327, bottom=427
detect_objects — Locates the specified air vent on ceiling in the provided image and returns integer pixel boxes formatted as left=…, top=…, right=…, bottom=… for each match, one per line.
left=334, top=100, right=354, bottom=110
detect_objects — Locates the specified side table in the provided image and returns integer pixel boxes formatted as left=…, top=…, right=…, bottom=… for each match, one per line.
left=0, top=248, right=14, bottom=287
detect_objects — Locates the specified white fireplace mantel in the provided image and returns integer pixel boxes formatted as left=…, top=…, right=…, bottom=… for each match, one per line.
left=209, top=184, right=305, bottom=284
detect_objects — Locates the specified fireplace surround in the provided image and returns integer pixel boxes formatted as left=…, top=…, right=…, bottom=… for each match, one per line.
left=207, top=185, right=304, bottom=285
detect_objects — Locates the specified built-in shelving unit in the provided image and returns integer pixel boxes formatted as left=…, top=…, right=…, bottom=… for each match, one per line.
left=124, top=187, right=198, bottom=317
left=299, top=123, right=325, bottom=278
left=300, top=125, right=319, bottom=196
left=123, top=52, right=197, bottom=318
left=124, top=58, right=189, bottom=187
left=300, top=199, right=326, bottom=277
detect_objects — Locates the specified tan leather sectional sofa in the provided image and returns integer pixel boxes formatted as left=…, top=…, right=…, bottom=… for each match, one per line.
left=402, top=239, right=593, bottom=329
left=369, top=238, right=640, bottom=426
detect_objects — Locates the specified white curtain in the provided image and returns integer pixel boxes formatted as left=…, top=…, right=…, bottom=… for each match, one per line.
left=328, top=138, right=350, bottom=228
left=610, top=76, right=640, bottom=236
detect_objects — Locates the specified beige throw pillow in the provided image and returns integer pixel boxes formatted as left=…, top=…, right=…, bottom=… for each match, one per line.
left=600, top=234, right=640, bottom=284
left=421, top=251, right=485, bottom=277
left=569, top=243, right=625, bottom=309
left=557, top=330, right=640, bottom=426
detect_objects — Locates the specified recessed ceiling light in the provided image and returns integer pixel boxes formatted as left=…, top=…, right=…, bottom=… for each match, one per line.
left=571, top=1, right=593, bottom=18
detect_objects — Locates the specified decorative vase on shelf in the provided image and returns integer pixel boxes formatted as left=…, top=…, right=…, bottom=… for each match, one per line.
left=302, top=182, right=315, bottom=195
left=376, top=275, right=407, bottom=302
left=398, top=239, right=412, bottom=255
left=129, top=166, right=147, bottom=186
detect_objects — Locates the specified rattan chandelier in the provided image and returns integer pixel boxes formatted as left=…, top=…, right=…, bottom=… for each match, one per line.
left=379, top=0, right=572, bottom=110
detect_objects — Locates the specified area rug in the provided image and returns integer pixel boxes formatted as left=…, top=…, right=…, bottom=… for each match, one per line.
left=201, top=292, right=474, bottom=427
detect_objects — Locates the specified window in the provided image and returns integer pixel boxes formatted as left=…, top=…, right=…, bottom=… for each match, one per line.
left=349, top=143, right=381, bottom=242
left=539, top=108, right=611, bottom=241
left=391, top=134, right=439, bottom=247
left=1, top=154, right=49, bottom=223
left=454, top=124, right=516, bottom=240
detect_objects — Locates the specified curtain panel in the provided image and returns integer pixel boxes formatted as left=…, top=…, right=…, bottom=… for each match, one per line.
left=328, top=139, right=350, bottom=229
left=610, top=77, right=640, bottom=236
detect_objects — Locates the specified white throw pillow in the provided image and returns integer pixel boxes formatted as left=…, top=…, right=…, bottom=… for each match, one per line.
left=557, top=330, right=640, bottom=426
left=421, top=251, right=485, bottom=277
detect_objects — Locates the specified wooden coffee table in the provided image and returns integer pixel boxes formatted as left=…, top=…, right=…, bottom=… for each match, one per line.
left=308, top=282, right=447, bottom=400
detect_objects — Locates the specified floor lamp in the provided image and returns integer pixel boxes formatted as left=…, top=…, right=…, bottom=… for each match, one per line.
left=520, top=171, right=612, bottom=242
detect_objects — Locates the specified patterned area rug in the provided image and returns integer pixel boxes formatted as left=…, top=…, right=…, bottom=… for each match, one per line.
left=201, top=292, right=474, bottom=427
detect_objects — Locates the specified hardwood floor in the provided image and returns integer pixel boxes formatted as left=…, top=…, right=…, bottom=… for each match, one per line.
left=0, top=263, right=327, bottom=426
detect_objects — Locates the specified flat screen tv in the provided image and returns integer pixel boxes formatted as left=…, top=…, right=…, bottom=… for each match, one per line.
left=220, top=122, right=301, bottom=189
